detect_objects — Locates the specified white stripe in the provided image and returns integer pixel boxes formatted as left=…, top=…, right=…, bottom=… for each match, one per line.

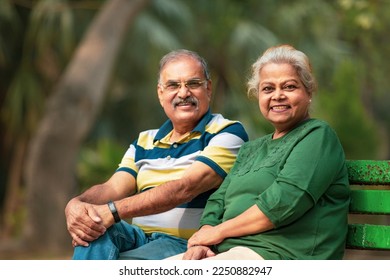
left=138, top=151, right=199, bottom=172
left=208, top=132, right=246, bottom=149
left=133, top=208, right=204, bottom=229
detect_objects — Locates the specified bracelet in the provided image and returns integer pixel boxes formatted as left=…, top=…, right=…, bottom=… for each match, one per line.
left=107, top=201, right=121, bottom=223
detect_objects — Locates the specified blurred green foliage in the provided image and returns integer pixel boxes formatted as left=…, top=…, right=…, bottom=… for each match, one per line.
left=315, top=59, right=380, bottom=159
left=77, top=138, right=124, bottom=191
left=1, top=0, right=389, bottom=196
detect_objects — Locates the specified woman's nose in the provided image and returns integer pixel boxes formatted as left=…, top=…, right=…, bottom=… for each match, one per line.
left=272, top=89, right=285, bottom=100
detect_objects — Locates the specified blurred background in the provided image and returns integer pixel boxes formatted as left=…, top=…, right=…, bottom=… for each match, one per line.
left=0, top=0, right=389, bottom=259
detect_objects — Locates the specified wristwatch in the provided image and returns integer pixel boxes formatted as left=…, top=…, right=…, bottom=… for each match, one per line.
left=107, top=201, right=121, bottom=223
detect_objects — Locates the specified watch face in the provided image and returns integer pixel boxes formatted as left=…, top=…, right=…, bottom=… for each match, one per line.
left=108, top=201, right=121, bottom=223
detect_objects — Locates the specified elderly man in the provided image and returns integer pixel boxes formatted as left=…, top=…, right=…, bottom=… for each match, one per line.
left=65, top=49, right=248, bottom=260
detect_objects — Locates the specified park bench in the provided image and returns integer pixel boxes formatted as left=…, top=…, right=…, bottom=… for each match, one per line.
left=345, top=160, right=390, bottom=255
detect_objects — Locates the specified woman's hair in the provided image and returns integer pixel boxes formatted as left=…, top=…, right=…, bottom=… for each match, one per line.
left=247, top=44, right=317, bottom=99
left=158, top=49, right=211, bottom=83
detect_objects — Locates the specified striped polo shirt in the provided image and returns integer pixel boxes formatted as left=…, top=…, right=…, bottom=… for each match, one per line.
left=116, top=110, right=248, bottom=239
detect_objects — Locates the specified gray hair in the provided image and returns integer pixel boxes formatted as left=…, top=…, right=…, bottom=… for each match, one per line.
left=158, top=49, right=211, bottom=83
left=247, top=45, right=317, bottom=99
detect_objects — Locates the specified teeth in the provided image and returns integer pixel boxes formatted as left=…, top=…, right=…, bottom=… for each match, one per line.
left=272, top=105, right=288, bottom=110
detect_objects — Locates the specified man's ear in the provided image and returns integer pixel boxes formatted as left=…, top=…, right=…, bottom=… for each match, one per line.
left=206, top=79, right=212, bottom=99
left=157, top=85, right=164, bottom=107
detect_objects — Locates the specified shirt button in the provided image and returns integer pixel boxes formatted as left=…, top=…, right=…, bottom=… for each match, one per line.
left=173, top=144, right=178, bottom=148
left=167, top=155, right=171, bottom=160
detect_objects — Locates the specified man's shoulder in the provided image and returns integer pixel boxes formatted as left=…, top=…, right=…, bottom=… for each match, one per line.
left=208, top=113, right=245, bottom=130
left=137, top=128, right=159, bottom=138
left=135, top=129, right=159, bottom=148
left=209, top=113, right=238, bottom=123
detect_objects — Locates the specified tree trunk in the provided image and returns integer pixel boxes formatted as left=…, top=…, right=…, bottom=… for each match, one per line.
left=23, top=0, right=150, bottom=255
left=1, top=137, right=27, bottom=240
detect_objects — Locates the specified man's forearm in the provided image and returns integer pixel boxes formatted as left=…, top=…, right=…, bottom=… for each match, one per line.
left=76, top=183, right=115, bottom=204
left=114, top=162, right=222, bottom=220
left=115, top=179, right=190, bottom=219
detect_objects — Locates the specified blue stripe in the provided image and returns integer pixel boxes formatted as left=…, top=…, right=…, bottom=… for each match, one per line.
left=116, top=167, right=137, bottom=178
left=197, top=156, right=227, bottom=178
left=135, top=138, right=201, bottom=161
left=177, top=189, right=216, bottom=208
left=221, top=122, right=249, bottom=142
left=134, top=122, right=248, bottom=162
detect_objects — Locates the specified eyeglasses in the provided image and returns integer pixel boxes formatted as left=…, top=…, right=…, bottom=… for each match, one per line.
left=160, top=79, right=207, bottom=93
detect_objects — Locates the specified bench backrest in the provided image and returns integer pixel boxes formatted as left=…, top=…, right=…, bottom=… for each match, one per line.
left=346, top=160, right=390, bottom=250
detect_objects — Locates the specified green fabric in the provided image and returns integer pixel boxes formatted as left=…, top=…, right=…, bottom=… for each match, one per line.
left=200, top=119, right=350, bottom=260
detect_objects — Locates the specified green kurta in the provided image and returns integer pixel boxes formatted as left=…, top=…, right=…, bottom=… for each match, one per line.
left=200, top=119, right=350, bottom=260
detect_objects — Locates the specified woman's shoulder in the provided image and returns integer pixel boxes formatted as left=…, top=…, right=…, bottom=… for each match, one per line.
left=295, top=119, right=342, bottom=145
left=241, top=133, right=272, bottom=149
left=297, top=118, right=336, bottom=134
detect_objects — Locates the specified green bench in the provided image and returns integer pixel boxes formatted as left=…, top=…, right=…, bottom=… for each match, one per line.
left=345, top=160, right=390, bottom=253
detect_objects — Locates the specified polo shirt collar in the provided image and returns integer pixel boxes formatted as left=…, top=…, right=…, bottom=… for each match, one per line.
left=154, top=109, right=212, bottom=142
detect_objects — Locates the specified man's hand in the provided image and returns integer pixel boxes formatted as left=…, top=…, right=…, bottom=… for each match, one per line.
left=182, top=246, right=216, bottom=260
left=65, top=198, right=106, bottom=247
left=93, top=203, right=116, bottom=228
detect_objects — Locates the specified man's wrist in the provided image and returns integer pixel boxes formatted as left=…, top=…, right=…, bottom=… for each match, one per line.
left=107, top=201, right=121, bottom=223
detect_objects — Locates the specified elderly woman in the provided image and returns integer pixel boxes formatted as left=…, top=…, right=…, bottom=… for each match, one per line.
left=168, top=44, right=350, bottom=260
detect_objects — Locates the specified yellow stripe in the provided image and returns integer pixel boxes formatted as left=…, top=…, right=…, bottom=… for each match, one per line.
left=137, top=131, right=158, bottom=149
left=118, top=157, right=137, bottom=171
left=206, top=119, right=236, bottom=132
left=135, top=224, right=196, bottom=240
left=201, top=146, right=237, bottom=173
left=137, top=168, right=185, bottom=192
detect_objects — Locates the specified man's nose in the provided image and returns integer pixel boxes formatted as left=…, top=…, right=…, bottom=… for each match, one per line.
left=177, top=84, right=191, bottom=98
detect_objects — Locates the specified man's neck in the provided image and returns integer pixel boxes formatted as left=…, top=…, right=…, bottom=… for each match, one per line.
left=170, top=129, right=192, bottom=143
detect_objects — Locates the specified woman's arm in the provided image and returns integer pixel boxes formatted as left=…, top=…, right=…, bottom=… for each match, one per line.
left=188, top=205, right=274, bottom=247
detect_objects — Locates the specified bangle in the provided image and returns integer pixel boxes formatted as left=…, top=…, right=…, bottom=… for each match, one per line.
left=107, top=201, right=121, bottom=223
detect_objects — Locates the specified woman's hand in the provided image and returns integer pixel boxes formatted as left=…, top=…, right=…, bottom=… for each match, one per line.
left=187, top=225, right=225, bottom=248
left=182, top=245, right=216, bottom=260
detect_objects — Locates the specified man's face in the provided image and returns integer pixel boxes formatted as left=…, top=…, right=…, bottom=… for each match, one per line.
left=157, top=56, right=212, bottom=129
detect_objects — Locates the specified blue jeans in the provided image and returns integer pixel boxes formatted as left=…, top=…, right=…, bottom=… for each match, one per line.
left=72, top=221, right=188, bottom=260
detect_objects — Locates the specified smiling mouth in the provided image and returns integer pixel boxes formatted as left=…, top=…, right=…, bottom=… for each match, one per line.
left=270, top=105, right=290, bottom=112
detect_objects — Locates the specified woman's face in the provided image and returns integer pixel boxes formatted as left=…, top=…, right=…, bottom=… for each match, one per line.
left=258, top=63, right=311, bottom=139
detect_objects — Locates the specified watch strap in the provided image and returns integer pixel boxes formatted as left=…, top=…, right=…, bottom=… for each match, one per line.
left=107, top=201, right=121, bottom=223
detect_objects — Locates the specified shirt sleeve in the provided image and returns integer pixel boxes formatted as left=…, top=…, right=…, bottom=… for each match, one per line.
left=196, top=122, right=248, bottom=178
left=115, top=139, right=138, bottom=178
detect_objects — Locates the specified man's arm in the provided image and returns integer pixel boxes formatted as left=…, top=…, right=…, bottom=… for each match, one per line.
left=95, top=161, right=223, bottom=228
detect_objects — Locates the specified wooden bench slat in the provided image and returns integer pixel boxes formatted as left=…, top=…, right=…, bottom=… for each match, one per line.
left=347, top=224, right=390, bottom=250
left=346, top=160, right=390, bottom=185
left=349, top=189, right=390, bottom=214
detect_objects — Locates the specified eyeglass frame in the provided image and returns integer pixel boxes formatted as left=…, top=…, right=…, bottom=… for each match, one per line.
left=159, top=78, right=209, bottom=93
